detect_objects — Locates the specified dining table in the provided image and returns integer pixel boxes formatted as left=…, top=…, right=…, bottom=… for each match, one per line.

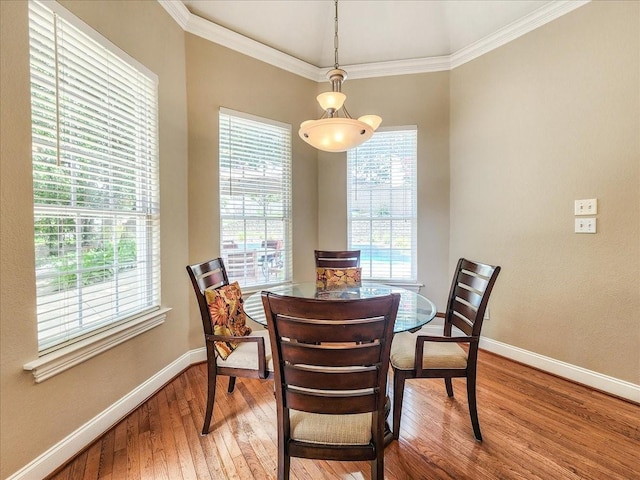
left=242, top=280, right=437, bottom=445
left=243, top=281, right=437, bottom=333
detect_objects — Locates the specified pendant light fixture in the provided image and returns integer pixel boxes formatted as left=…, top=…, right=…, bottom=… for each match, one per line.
left=299, top=0, right=382, bottom=153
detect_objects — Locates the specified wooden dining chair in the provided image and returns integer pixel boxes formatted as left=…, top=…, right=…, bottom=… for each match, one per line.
left=314, top=249, right=361, bottom=268
left=186, top=258, right=273, bottom=434
left=390, top=258, right=500, bottom=441
left=262, top=292, right=400, bottom=480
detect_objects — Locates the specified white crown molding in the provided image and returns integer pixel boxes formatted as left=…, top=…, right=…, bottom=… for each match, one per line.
left=185, top=13, right=320, bottom=81
left=344, top=56, right=451, bottom=80
left=159, top=0, right=590, bottom=80
left=158, top=0, right=190, bottom=29
left=158, top=0, right=319, bottom=81
left=450, top=0, right=591, bottom=69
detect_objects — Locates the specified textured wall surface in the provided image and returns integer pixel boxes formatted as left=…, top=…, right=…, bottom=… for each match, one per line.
left=0, top=1, right=190, bottom=477
left=184, top=33, right=320, bottom=346
left=317, top=72, right=452, bottom=307
left=450, top=1, right=640, bottom=382
left=1, top=1, right=638, bottom=478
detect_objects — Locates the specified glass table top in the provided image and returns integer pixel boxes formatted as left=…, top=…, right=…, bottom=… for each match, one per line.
left=243, top=281, right=437, bottom=333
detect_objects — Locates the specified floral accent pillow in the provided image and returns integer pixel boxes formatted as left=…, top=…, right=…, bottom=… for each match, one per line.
left=316, top=267, right=362, bottom=290
left=204, top=282, right=252, bottom=360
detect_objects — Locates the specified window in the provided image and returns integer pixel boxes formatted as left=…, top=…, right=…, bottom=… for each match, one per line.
left=29, top=1, right=160, bottom=353
left=347, top=127, right=417, bottom=282
left=219, top=108, right=292, bottom=287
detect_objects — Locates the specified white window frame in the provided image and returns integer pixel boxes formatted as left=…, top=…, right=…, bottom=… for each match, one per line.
left=347, top=126, right=418, bottom=282
left=24, top=1, right=166, bottom=381
left=219, top=107, right=292, bottom=288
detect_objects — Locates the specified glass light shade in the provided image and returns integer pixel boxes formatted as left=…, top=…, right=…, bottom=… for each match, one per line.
left=358, top=114, right=382, bottom=131
left=298, top=118, right=374, bottom=153
left=316, top=91, right=346, bottom=111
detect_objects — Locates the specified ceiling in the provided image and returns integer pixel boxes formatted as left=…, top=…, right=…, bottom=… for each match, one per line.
left=163, top=0, right=588, bottom=79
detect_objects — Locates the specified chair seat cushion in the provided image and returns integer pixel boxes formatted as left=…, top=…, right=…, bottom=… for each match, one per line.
left=216, top=326, right=274, bottom=372
left=290, top=410, right=372, bottom=445
left=391, top=331, right=468, bottom=370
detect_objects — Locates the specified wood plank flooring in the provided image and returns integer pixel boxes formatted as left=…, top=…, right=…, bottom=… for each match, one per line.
left=48, top=351, right=640, bottom=479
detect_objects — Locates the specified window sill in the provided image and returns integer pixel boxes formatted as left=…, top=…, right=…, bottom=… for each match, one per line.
left=242, top=281, right=292, bottom=295
left=371, top=281, right=424, bottom=293
left=242, top=281, right=423, bottom=294
left=23, top=307, right=170, bottom=383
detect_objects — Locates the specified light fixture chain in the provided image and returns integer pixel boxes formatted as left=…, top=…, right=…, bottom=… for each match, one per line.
left=298, top=0, right=381, bottom=152
left=334, top=0, right=339, bottom=69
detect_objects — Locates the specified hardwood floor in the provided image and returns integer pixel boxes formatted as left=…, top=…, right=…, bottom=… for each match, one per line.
left=48, top=351, right=640, bottom=479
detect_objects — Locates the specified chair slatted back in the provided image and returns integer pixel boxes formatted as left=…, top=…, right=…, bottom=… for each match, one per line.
left=186, top=258, right=230, bottom=336
left=444, top=258, right=501, bottom=338
left=262, top=293, right=399, bottom=416
left=391, top=258, right=501, bottom=442
left=314, top=250, right=361, bottom=268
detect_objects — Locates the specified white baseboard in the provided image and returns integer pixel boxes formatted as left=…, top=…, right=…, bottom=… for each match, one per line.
left=7, top=337, right=638, bottom=479
left=6, top=348, right=206, bottom=480
left=420, top=324, right=640, bottom=403
left=479, top=337, right=640, bottom=403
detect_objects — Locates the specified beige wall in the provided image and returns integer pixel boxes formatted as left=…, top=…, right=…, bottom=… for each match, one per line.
left=184, top=35, right=320, bottom=346
left=0, top=1, right=189, bottom=477
left=450, top=1, right=640, bottom=383
left=317, top=73, right=452, bottom=306
left=1, top=0, right=638, bottom=477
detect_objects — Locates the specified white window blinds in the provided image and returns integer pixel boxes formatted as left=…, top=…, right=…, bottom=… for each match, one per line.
left=347, top=127, right=417, bottom=281
left=219, top=108, right=292, bottom=287
left=29, top=1, right=160, bottom=353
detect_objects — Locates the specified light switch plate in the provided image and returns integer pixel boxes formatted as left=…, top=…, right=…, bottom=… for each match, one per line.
left=575, top=199, right=598, bottom=216
left=575, top=217, right=596, bottom=233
